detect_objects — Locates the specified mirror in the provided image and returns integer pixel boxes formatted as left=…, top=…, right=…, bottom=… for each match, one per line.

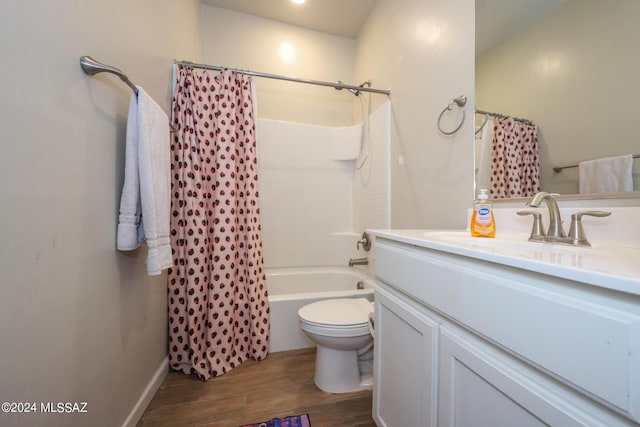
left=475, top=0, right=640, bottom=201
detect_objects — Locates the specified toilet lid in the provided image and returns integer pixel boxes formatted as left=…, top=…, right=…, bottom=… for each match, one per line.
left=298, top=298, right=373, bottom=326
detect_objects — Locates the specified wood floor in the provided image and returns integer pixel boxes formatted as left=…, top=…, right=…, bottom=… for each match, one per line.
left=137, top=348, right=376, bottom=427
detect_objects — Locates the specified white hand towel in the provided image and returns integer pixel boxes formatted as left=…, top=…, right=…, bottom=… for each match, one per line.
left=579, top=154, right=633, bottom=194
left=137, top=87, right=172, bottom=275
left=116, top=93, right=144, bottom=250
left=116, top=87, right=172, bottom=276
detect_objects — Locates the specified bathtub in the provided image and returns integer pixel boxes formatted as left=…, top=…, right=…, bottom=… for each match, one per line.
left=267, top=266, right=375, bottom=352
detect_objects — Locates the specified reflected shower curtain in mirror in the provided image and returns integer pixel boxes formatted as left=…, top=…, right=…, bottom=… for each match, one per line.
left=168, top=65, right=270, bottom=380
left=490, top=117, right=540, bottom=198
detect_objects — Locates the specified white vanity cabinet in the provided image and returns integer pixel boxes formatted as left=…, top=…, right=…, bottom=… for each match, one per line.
left=372, top=236, right=640, bottom=427
left=373, top=284, right=438, bottom=427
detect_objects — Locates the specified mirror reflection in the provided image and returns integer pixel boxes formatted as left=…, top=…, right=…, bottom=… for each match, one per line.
left=475, top=0, right=640, bottom=199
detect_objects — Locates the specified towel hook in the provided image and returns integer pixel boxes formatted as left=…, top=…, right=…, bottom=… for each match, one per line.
left=475, top=113, right=489, bottom=135
left=80, top=56, right=139, bottom=95
left=437, top=95, right=467, bottom=136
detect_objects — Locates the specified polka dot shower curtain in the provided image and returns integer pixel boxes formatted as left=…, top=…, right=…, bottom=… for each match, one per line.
left=168, top=65, right=270, bottom=380
left=490, top=117, right=540, bottom=199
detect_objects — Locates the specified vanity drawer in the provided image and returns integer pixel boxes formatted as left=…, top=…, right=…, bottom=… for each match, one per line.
left=375, top=239, right=640, bottom=421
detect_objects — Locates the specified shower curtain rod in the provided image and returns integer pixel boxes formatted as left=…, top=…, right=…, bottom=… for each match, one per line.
left=175, top=60, right=391, bottom=96
left=476, top=109, right=532, bottom=125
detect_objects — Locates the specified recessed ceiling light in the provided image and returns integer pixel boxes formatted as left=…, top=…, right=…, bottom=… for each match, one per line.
left=292, top=0, right=305, bottom=4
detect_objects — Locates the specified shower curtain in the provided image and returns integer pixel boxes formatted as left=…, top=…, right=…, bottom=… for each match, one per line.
left=490, top=117, right=540, bottom=198
left=168, top=65, right=270, bottom=380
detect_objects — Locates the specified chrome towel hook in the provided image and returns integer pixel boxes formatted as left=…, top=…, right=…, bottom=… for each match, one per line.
left=437, top=95, right=467, bottom=135
left=80, top=56, right=139, bottom=95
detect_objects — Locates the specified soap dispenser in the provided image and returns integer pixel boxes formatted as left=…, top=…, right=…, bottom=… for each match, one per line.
left=471, top=189, right=496, bottom=238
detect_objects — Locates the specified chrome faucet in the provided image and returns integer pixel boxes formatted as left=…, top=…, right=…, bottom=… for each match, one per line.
left=348, top=258, right=369, bottom=267
left=523, top=192, right=611, bottom=247
left=525, top=192, right=566, bottom=239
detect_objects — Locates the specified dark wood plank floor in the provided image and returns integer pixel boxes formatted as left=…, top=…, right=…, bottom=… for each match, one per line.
left=137, top=348, right=376, bottom=427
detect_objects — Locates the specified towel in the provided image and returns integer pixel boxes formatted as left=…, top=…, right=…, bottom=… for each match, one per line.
left=116, top=93, right=143, bottom=250
left=579, top=154, right=633, bottom=194
left=117, top=87, right=172, bottom=276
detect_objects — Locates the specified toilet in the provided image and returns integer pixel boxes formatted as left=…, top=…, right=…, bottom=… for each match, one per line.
left=298, top=298, right=374, bottom=394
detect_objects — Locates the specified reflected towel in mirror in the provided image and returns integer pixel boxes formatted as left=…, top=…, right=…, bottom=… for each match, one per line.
left=579, top=154, right=633, bottom=194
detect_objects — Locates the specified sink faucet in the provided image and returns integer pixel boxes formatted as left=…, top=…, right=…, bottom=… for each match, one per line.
left=523, top=192, right=612, bottom=247
left=525, top=192, right=566, bottom=239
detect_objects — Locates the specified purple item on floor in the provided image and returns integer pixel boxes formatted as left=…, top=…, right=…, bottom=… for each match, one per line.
left=240, top=413, right=311, bottom=427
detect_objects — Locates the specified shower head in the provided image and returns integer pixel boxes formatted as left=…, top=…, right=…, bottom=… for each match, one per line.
left=335, top=80, right=372, bottom=97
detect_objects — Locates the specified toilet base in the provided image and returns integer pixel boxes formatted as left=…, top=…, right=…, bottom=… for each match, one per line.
left=313, top=346, right=373, bottom=394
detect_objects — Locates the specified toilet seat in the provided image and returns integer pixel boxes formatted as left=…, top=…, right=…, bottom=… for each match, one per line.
left=298, top=298, right=373, bottom=326
left=298, top=298, right=374, bottom=338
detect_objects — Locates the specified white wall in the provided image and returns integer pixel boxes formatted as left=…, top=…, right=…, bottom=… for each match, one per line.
left=355, top=0, right=476, bottom=229
left=0, top=1, right=200, bottom=426
left=200, top=5, right=359, bottom=127
left=476, top=0, right=640, bottom=196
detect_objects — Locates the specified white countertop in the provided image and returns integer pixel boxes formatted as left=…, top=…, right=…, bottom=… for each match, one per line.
left=369, top=229, right=640, bottom=297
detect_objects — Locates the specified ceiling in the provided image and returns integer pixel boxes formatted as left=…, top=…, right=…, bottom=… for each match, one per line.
left=200, top=0, right=378, bottom=39
left=201, top=0, right=568, bottom=51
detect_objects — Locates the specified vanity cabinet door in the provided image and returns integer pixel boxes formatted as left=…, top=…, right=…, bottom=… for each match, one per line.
left=373, top=284, right=438, bottom=427
left=438, top=327, right=615, bottom=427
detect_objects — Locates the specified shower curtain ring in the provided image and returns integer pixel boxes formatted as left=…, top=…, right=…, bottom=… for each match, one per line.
left=437, top=95, right=467, bottom=136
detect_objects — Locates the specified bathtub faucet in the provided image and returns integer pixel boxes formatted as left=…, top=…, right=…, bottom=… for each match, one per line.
left=348, top=257, right=369, bottom=267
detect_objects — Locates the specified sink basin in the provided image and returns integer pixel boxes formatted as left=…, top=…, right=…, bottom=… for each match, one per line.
left=421, top=230, right=534, bottom=249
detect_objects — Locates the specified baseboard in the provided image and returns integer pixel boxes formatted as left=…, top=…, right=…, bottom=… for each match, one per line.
left=121, top=356, right=169, bottom=427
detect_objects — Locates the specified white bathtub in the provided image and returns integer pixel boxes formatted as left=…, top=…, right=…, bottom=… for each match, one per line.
left=267, top=266, right=375, bottom=352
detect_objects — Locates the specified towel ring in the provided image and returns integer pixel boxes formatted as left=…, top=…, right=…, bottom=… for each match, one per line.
left=437, top=95, right=467, bottom=136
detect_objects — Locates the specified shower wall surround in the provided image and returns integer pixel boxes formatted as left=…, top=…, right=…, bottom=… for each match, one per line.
left=353, top=101, right=391, bottom=234
left=257, top=101, right=390, bottom=269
